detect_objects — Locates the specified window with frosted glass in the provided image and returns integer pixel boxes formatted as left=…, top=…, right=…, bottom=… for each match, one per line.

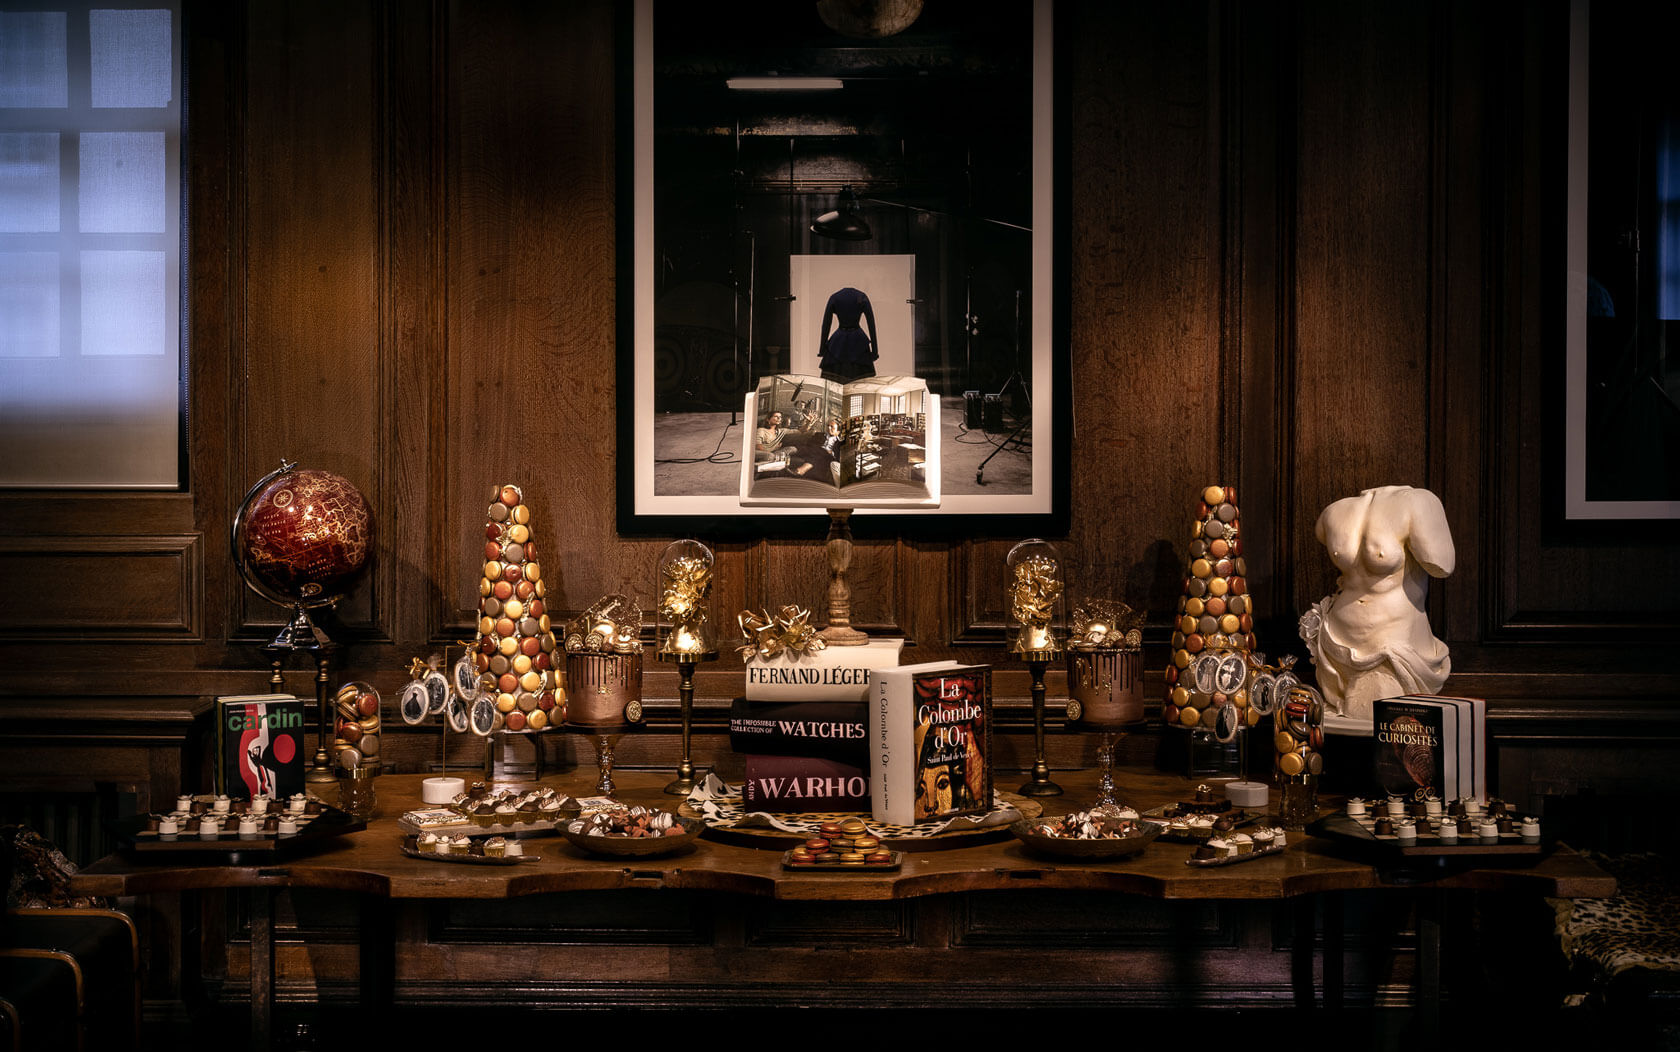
left=0, top=4, right=182, bottom=488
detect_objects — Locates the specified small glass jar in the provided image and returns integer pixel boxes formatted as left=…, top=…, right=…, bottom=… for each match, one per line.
left=337, top=765, right=378, bottom=820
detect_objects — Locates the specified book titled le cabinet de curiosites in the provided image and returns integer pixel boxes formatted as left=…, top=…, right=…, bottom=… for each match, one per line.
left=869, top=661, right=993, bottom=825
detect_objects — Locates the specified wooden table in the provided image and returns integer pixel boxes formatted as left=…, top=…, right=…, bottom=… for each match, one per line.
left=72, top=768, right=1613, bottom=1045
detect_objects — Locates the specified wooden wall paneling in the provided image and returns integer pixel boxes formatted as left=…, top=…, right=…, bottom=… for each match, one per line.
left=1231, top=0, right=1291, bottom=635
left=186, top=0, right=239, bottom=656
left=444, top=0, right=618, bottom=636
left=1062, top=1, right=1222, bottom=634
left=1289, top=1, right=1434, bottom=612
left=236, top=0, right=384, bottom=637
left=386, top=2, right=447, bottom=647
left=0, top=536, right=202, bottom=641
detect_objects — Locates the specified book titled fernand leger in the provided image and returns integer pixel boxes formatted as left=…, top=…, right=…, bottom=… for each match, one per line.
left=743, top=637, right=904, bottom=702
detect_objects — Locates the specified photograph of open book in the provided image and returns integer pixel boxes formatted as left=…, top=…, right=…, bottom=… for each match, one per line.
left=741, top=374, right=941, bottom=507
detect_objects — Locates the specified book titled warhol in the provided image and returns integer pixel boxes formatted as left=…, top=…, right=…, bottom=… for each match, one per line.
left=740, top=755, right=870, bottom=812
left=215, top=694, right=307, bottom=799
left=868, top=661, right=993, bottom=826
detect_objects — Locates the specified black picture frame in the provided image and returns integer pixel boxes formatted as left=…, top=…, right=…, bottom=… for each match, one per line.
left=615, top=0, right=1069, bottom=538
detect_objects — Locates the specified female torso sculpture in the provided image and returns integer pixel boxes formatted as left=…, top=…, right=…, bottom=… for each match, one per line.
left=1301, top=485, right=1455, bottom=722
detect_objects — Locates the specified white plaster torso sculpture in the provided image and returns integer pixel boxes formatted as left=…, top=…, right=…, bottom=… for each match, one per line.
left=1299, top=485, right=1455, bottom=723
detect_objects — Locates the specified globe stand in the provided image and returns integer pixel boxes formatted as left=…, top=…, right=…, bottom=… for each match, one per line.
left=260, top=604, right=341, bottom=787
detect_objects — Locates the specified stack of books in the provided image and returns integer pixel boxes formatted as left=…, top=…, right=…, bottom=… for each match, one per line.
left=732, top=640, right=903, bottom=812
left=1371, top=694, right=1487, bottom=802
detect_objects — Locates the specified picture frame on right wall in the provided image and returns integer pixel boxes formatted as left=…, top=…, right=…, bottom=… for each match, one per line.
left=1563, top=0, right=1680, bottom=521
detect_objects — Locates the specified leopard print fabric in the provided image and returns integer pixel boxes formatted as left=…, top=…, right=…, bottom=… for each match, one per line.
left=1555, top=852, right=1680, bottom=977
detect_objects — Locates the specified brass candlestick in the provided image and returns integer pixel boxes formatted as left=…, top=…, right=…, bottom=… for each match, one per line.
left=1017, top=652, right=1062, bottom=797
left=656, top=539, right=717, bottom=794
left=661, top=655, right=702, bottom=795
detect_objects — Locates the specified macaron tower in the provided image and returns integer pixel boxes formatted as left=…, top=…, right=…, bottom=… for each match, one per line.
left=1163, top=485, right=1256, bottom=732
left=475, top=484, right=563, bottom=733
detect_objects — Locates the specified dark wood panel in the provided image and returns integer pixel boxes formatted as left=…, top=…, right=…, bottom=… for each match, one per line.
left=235, top=0, right=384, bottom=636
left=0, top=536, right=202, bottom=640
left=1290, top=1, right=1435, bottom=612
left=1063, top=1, right=1224, bottom=630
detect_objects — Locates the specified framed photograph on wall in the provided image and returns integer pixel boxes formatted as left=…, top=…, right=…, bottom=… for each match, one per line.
left=1561, top=0, right=1680, bottom=521
left=616, top=0, right=1068, bottom=536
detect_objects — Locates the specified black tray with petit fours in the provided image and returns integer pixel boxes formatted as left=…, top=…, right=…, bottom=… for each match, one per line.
left=1309, top=797, right=1551, bottom=864
left=109, top=794, right=364, bottom=857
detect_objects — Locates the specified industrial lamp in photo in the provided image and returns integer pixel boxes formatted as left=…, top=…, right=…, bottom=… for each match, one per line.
left=810, top=185, right=872, bottom=241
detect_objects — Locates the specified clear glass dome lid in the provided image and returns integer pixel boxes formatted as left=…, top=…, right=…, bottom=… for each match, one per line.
left=1006, top=538, right=1064, bottom=657
left=656, top=539, right=717, bottom=661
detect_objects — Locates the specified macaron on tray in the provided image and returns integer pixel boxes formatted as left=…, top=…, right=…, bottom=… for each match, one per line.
left=781, top=817, right=903, bottom=870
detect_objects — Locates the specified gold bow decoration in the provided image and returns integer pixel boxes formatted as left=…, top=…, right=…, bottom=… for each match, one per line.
left=736, top=605, right=827, bottom=662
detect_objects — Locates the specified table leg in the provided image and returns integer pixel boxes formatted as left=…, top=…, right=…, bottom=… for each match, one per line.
left=360, top=894, right=395, bottom=1019
left=1323, top=891, right=1344, bottom=1010
left=249, top=887, right=274, bottom=1052
left=1290, top=895, right=1316, bottom=1009
left=1417, top=888, right=1442, bottom=1042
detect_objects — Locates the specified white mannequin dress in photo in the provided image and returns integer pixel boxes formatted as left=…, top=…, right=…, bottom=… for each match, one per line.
left=1299, top=485, right=1455, bottom=724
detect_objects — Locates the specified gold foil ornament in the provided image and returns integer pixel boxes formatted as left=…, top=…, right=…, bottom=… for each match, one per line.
left=565, top=594, right=643, bottom=654
left=736, top=605, right=827, bottom=662
left=1070, top=600, right=1145, bottom=650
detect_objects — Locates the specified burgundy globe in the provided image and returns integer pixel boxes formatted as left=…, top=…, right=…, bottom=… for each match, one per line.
left=234, top=465, right=373, bottom=608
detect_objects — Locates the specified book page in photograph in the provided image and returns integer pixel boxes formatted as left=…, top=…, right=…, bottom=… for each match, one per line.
left=740, top=375, right=941, bottom=508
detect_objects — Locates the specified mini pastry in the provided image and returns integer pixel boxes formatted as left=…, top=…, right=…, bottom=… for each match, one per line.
left=866, top=851, right=892, bottom=865
left=144, top=815, right=162, bottom=833
left=1386, top=796, right=1407, bottom=818
left=1232, top=832, right=1254, bottom=854
left=1424, top=796, right=1443, bottom=817
left=1395, top=820, right=1417, bottom=844
left=450, top=834, right=472, bottom=854
left=1251, top=828, right=1275, bottom=850
left=158, top=816, right=179, bottom=835
left=250, top=796, right=270, bottom=814
left=418, top=831, right=439, bottom=850
left=238, top=815, right=261, bottom=835
left=1476, top=819, right=1499, bottom=840
left=277, top=816, right=299, bottom=834
left=1373, top=818, right=1395, bottom=836
left=198, top=816, right=220, bottom=836
left=213, top=794, right=232, bottom=813
left=1346, top=797, right=1367, bottom=818
left=840, top=817, right=868, bottom=836
left=1206, top=836, right=1233, bottom=857
left=288, top=793, right=308, bottom=813
left=1438, top=823, right=1458, bottom=843
left=1193, top=842, right=1220, bottom=860
left=1458, top=817, right=1477, bottom=836
left=175, top=793, right=194, bottom=811
left=304, top=800, right=322, bottom=815
left=263, top=815, right=279, bottom=832
left=1520, top=816, right=1541, bottom=841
